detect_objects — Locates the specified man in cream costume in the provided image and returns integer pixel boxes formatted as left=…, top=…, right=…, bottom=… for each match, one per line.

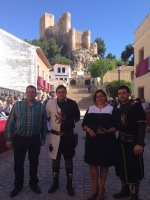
left=46, top=85, right=80, bottom=196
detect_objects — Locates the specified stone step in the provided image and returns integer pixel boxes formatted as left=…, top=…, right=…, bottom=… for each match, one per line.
left=67, top=85, right=94, bottom=109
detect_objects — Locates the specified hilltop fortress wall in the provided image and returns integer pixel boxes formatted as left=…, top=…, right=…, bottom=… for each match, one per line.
left=40, top=12, right=97, bottom=54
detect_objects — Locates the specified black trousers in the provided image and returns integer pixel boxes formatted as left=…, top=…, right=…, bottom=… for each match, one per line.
left=13, top=134, right=41, bottom=188
left=52, top=135, right=75, bottom=168
left=115, top=139, right=144, bottom=184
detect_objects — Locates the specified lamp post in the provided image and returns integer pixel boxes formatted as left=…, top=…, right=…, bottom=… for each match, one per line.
left=117, top=63, right=122, bottom=87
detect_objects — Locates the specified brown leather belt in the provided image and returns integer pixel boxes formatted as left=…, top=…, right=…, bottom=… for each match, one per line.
left=51, top=129, right=74, bottom=136
left=119, top=132, right=138, bottom=142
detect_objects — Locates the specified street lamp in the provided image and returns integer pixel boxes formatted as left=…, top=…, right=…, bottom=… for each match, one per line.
left=117, top=63, right=122, bottom=87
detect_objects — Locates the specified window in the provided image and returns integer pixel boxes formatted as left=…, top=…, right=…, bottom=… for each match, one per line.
left=131, top=71, right=134, bottom=80
left=60, top=78, right=63, bottom=80
left=43, top=70, right=45, bottom=79
left=57, top=68, right=61, bottom=73
left=65, top=78, right=67, bottom=81
left=62, top=67, right=65, bottom=73
left=139, top=47, right=144, bottom=63
left=138, top=87, right=144, bottom=99
left=37, top=65, right=40, bottom=76
left=46, top=74, right=48, bottom=82
left=51, top=85, right=54, bottom=92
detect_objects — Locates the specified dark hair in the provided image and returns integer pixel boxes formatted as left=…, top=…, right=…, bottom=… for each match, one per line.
left=93, top=89, right=107, bottom=103
left=26, top=85, right=36, bottom=92
left=118, top=85, right=130, bottom=93
left=56, top=85, right=67, bottom=93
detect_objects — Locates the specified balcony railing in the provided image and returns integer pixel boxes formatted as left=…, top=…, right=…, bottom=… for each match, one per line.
left=37, top=76, right=51, bottom=93
left=135, top=56, right=150, bottom=78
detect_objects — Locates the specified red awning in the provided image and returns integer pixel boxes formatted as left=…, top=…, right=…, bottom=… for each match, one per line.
left=136, top=57, right=149, bottom=78
left=37, top=76, right=44, bottom=88
left=43, top=80, right=47, bottom=89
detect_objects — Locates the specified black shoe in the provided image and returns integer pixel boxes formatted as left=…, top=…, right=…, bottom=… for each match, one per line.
left=87, top=192, right=98, bottom=200
left=10, top=187, right=22, bottom=197
left=130, top=193, right=138, bottom=200
left=30, top=185, right=41, bottom=194
left=113, top=187, right=130, bottom=198
left=67, top=185, right=75, bottom=196
left=48, top=181, right=59, bottom=194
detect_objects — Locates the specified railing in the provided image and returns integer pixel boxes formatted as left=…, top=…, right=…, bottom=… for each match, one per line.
left=135, top=57, right=150, bottom=77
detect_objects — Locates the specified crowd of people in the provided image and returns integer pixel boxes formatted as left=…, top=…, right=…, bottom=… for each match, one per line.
left=0, top=93, right=22, bottom=117
left=1, top=84, right=149, bottom=200
left=0, top=92, right=55, bottom=118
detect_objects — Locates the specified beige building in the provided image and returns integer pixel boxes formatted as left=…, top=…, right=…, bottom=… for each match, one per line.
left=36, top=47, right=51, bottom=100
left=133, top=13, right=150, bottom=101
left=40, top=12, right=97, bottom=54
left=101, top=66, right=134, bottom=94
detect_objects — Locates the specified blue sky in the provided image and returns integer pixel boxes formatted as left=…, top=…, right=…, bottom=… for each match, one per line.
left=0, top=0, right=149, bottom=59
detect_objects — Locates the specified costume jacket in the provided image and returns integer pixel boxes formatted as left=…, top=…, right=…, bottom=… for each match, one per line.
left=116, top=100, right=146, bottom=184
left=46, top=98, right=80, bottom=159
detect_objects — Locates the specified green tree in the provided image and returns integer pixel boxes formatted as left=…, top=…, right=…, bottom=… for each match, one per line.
left=106, top=80, right=132, bottom=98
left=94, top=37, right=106, bottom=57
left=106, top=53, right=116, bottom=59
left=47, top=37, right=60, bottom=59
left=25, top=37, right=49, bottom=57
left=88, top=58, right=124, bottom=81
left=50, top=54, right=73, bottom=65
left=121, top=44, right=134, bottom=66
left=25, top=37, right=73, bottom=65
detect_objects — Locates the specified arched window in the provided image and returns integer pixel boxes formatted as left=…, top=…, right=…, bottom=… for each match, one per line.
left=85, top=79, right=90, bottom=85
left=70, top=79, right=76, bottom=85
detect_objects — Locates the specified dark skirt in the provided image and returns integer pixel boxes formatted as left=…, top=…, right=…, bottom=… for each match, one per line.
left=84, top=132, right=117, bottom=167
left=115, top=139, right=144, bottom=184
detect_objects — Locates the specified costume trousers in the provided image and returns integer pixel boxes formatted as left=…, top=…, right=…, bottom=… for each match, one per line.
left=115, top=139, right=144, bottom=184
left=52, top=135, right=75, bottom=168
left=13, top=134, right=41, bottom=188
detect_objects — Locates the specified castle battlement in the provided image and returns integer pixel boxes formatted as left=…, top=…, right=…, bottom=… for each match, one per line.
left=40, top=12, right=97, bottom=54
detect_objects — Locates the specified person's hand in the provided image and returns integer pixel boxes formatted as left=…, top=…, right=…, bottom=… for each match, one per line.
left=133, top=145, right=143, bottom=155
left=6, top=141, right=12, bottom=148
left=40, top=140, right=45, bottom=146
left=87, top=128, right=96, bottom=137
left=97, top=128, right=107, bottom=134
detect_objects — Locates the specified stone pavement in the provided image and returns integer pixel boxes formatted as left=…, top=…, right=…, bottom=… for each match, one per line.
left=1, top=118, right=150, bottom=200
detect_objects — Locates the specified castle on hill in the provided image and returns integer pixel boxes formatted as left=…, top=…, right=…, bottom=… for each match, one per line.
left=40, top=12, right=97, bottom=54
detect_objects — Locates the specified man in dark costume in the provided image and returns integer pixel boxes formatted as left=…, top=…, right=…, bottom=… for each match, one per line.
left=113, top=85, right=146, bottom=200
left=46, top=85, right=80, bottom=196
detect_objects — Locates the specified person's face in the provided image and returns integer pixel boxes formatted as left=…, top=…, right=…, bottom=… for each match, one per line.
left=118, top=89, right=130, bottom=103
left=25, top=88, right=37, bottom=102
left=56, top=88, right=67, bottom=101
left=96, top=92, right=106, bottom=105
left=141, top=99, right=145, bottom=103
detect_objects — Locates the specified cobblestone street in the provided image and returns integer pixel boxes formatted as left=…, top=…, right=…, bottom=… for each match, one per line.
left=0, top=119, right=150, bottom=200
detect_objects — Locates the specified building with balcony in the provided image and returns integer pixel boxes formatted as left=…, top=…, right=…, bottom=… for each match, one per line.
left=0, top=28, right=52, bottom=99
left=49, top=63, right=71, bottom=83
left=133, top=13, right=150, bottom=101
left=36, top=48, right=51, bottom=99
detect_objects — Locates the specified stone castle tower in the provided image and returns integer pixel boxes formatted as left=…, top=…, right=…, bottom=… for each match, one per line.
left=40, top=12, right=97, bottom=54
